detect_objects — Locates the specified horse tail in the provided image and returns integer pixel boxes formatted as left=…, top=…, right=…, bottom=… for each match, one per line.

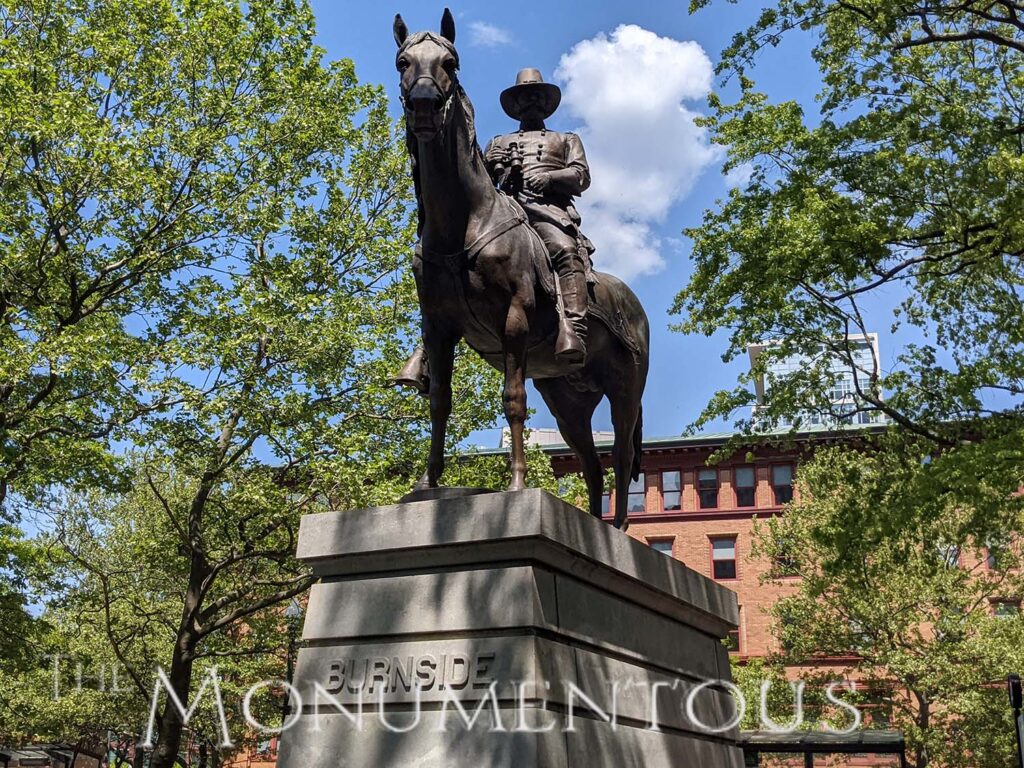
left=631, top=403, right=643, bottom=481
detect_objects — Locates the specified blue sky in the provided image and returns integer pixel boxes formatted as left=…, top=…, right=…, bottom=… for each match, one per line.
left=309, top=1, right=824, bottom=444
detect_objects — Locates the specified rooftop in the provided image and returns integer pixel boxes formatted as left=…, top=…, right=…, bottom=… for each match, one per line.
left=465, top=422, right=888, bottom=457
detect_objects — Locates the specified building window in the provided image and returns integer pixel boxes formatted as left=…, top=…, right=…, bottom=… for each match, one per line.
left=771, top=464, right=794, bottom=505
left=710, top=536, right=737, bottom=580
left=772, top=536, right=800, bottom=577
left=937, top=543, right=961, bottom=568
left=828, top=376, right=854, bottom=403
left=778, top=604, right=799, bottom=653
left=849, top=618, right=871, bottom=651
left=627, top=473, right=645, bottom=513
left=993, top=601, right=1020, bottom=619
left=872, top=708, right=891, bottom=729
left=725, top=608, right=741, bottom=653
left=837, top=402, right=857, bottom=424
left=986, top=537, right=1007, bottom=570
left=734, top=466, right=756, bottom=507
left=648, top=538, right=674, bottom=557
left=698, top=468, right=718, bottom=509
left=600, top=492, right=610, bottom=516
left=661, top=470, right=681, bottom=511
left=725, top=629, right=740, bottom=652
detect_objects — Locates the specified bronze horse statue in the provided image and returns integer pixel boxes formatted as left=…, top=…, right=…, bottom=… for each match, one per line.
left=395, top=10, right=649, bottom=529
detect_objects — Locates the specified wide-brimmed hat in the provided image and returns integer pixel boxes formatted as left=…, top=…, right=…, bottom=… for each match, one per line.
left=500, top=68, right=561, bottom=121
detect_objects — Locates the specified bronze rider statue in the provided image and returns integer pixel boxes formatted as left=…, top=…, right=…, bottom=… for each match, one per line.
left=396, top=67, right=594, bottom=393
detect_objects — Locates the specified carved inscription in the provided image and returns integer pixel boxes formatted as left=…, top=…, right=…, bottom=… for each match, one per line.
left=322, top=652, right=496, bottom=695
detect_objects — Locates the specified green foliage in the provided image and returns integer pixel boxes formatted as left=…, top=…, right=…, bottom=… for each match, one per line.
left=0, top=523, right=50, bottom=674
left=681, top=7, right=1024, bottom=762
left=675, top=1, right=1023, bottom=446
left=449, top=435, right=589, bottom=508
left=0, top=0, right=503, bottom=760
left=753, top=437, right=1024, bottom=766
left=731, top=655, right=866, bottom=736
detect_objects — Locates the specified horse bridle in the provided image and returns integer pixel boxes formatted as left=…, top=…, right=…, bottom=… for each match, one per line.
left=397, top=33, right=459, bottom=137
left=399, top=74, right=457, bottom=135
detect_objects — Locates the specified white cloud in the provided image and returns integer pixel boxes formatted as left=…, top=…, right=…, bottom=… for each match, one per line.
left=467, top=21, right=513, bottom=48
left=554, top=25, right=720, bottom=280
left=725, top=162, right=754, bottom=189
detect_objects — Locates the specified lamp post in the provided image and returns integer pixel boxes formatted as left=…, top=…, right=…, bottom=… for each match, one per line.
left=1009, top=674, right=1024, bottom=768
left=282, top=598, right=304, bottom=725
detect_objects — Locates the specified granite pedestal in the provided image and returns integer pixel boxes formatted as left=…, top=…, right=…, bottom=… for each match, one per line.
left=277, top=489, right=744, bottom=767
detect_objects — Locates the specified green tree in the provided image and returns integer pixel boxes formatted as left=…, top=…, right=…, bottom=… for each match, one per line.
left=0, top=0, right=333, bottom=511
left=754, top=439, right=1024, bottom=767
left=0, top=523, right=48, bottom=674
left=675, top=0, right=1022, bottom=452
left=677, top=4, right=1024, bottom=764
left=675, top=0, right=1024, bottom=553
left=1, top=0, right=503, bottom=764
left=449, top=436, right=589, bottom=507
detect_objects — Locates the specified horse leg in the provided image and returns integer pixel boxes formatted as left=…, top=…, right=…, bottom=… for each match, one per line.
left=503, top=297, right=530, bottom=491
left=610, top=393, right=642, bottom=530
left=535, top=379, right=605, bottom=517
left=415, top=325, right=459, bottom=490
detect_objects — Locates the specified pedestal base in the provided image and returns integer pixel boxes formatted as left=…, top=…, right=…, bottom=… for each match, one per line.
left=277, top=489, right=743, bottom=767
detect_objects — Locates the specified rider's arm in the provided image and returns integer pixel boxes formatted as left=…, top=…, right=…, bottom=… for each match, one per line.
left=482, top=138, right=505, bottom=185
left=548, top=132, right=591, bottom=196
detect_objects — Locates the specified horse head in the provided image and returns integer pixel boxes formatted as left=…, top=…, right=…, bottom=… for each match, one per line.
left=393, top=9, right=460, bottom=142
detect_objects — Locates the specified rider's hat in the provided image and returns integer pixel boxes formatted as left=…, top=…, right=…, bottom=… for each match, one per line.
left=500, top=68, right=561, bottom=121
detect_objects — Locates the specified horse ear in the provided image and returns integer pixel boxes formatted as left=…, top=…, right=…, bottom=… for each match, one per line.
left=440, top=7, right=456, bottom=44
left=393, top=14, right=409, bottom=47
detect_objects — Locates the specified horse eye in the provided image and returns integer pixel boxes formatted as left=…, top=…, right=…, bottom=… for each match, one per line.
left=442, top=58, right=456, bottom=71
left=397, top=58, right=410, bottom=71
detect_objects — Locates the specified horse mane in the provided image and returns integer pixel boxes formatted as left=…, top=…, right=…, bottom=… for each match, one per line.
left=398, top=32, right=485, bottom=236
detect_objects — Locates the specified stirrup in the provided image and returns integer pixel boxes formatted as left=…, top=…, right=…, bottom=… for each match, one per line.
left=393, top=354, right=431, bottom=397
left=555, top=327, right=586, bottom=365
left=393, top=372, right=431, bottom=397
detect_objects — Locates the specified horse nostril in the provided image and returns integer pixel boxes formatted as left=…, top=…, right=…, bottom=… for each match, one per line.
left=433, top=93, right=445, bottom=110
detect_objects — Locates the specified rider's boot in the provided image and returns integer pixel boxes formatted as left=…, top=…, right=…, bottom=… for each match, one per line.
left=555, top=254, right=588, bottom=365
left=393, top=346, right=431, bottom=397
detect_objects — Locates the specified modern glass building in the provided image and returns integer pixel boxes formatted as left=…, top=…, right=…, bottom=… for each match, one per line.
left=747, top=333, right=888, bottom=428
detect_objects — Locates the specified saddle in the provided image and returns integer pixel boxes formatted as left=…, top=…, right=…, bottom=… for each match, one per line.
left=417, top=194, right=641, bottom=369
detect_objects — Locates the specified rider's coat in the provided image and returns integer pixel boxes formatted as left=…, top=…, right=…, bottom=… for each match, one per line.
left=483, top=129, right=591, bottom=244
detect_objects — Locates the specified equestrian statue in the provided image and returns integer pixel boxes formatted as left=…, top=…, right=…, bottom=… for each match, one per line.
left=392, top=9, right=650, bottom=529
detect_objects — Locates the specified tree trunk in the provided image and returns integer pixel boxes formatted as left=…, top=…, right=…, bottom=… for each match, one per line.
left=915, top=691, right=930, bottom=768
left=150, top=475, right=215, bottom=768
left=149, top=636, right=196, bottom=768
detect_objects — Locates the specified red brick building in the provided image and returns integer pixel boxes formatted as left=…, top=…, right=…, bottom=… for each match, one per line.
left=542, top=428, right=851, bottom=660
left=544, top=426, right=908, bottom=766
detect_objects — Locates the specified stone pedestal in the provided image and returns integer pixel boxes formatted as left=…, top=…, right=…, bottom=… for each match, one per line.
left=277, top=489, right=744, bottom=767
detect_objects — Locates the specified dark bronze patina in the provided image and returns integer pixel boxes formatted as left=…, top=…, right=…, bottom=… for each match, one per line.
left=393, top=10, right=649, bottom=529
left=486, top=67, right=593, bottom=364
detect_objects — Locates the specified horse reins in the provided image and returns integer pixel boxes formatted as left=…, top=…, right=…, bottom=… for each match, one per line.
left=399, top=74, right=457, bottom=134
left=418, top=197, right=529, bottom=271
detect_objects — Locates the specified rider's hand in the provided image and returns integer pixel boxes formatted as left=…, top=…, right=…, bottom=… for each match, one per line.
left=524, top=168, right=553, bottom=193
left=485, top=144, right=508, bottom=166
